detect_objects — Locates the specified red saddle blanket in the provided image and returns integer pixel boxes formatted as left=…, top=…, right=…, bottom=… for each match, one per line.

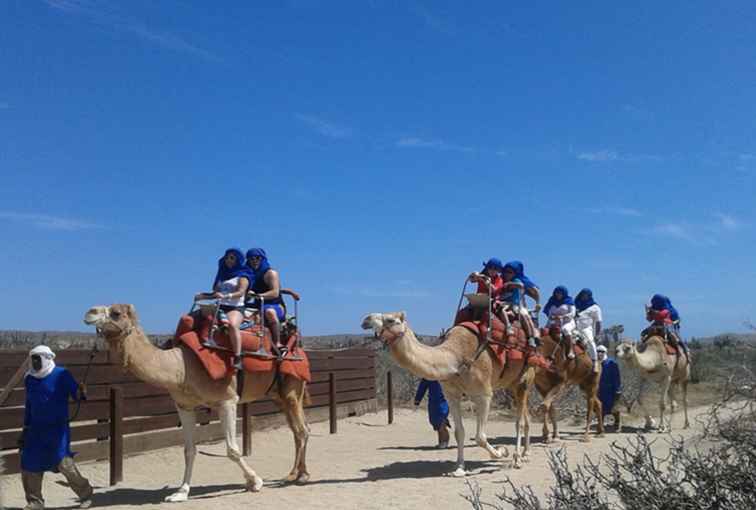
left=174, top=314, right=311, bottom=382
left=541, top=327, right=585, bottom=356
left=459, top=312, right=548, bottom=369
left=643, top=328, right=682, bottom=356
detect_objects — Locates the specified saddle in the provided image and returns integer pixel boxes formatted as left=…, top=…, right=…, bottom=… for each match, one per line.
left=173, top=312, right=311, bottom=382
left=642, top=324, right=682, bottom=356
left=542, top=326, right=586, bottom=356
left=459, top=311, right=547, bottom=369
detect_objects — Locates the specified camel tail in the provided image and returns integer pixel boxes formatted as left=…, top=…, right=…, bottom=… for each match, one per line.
left=303, top=386, right=312, bottom=407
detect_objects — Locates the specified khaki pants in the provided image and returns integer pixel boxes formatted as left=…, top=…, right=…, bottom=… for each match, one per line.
left=21, top=456, right=92, bottom=510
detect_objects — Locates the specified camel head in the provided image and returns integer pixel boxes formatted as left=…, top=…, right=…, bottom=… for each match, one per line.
left=615, top=341, right=636, bottom=361
left=361, top=312, right=408, bottom=345
left=84, top=304, right=140, bottom=341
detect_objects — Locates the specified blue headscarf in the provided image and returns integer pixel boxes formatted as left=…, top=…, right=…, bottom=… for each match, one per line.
left=246, top=248, right=271, bottom=286
left=650, top=294, right=680, bottom=321
left=544, top=285, right=574, bottom=316
left=482, top=257, right=504, bottom=273
left=213, top=248, right=254, bottom=288
left=575, top=288, right=596, bottom=313
left=506, top=260, right=538, bottom=290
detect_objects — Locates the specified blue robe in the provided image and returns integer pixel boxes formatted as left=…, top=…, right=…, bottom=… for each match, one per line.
left=414, top=379, right=449, bottom=431
left=598, top=358, right=621, bottom=416
left=22, top=366, right=80, bottom=472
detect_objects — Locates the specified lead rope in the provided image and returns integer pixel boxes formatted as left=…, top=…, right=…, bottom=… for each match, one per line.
left=71, top=343, right=98, bottom=422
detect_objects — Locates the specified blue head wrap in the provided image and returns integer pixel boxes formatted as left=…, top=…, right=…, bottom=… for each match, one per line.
left=213, top=248, right=254, bottom=287
left=575, top=288, right=596, bottom=313
left=482, top=257, right=504, bottom=273
left=544, top=285, right=574, bottom=316
left=651, top=294, right=679, bottom=321
left=506, top=260, right=537, bottom=290
left=246, top=248, right=271, bottom=285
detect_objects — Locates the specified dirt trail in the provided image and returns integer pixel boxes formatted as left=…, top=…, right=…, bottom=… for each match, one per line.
left=0, top=406, right=709, bottom=510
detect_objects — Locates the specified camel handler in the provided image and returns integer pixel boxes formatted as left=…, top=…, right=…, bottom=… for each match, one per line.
left=414, top=379, right=451, bottom=449
left=596, top=345, right=622, bottom=429
left=18, top=346, right=93, bottom=510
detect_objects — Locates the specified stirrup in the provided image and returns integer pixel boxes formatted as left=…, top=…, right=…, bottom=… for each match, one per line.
left=202, top=337, right=222, bottom=349
left=246, top=344, right=276, bottom=360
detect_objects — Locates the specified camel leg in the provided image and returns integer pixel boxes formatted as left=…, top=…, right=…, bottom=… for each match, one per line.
left=165, top=408, right=197, bottom=502
left=593, top=395, right=604, bottom=437
left=581, top=391, right=594, bottom=442
left=470, top=394, right=506, bottom=460
left=514, top=387, right=531, bottom=464
left=658, top=377, right=671, bottom=433
left=448, top=396, right=467, bottom=477
left=681, top=379, right=690, bottom=429
left=541, top=383, right=565, bottom=443
left=218, top=400, right=264, bottom=491
left=281, top=381, right=310, bottom=483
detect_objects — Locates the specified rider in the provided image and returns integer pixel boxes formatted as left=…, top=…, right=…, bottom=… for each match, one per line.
left=497, top=262, right=539, bottom=348
left=506, top=260, right=541, bottom=324
left=643, top=294, right=689, bottom=358
left=196, top=248, right=253, bottom=370
left=544, top=286, right=579, bottom=359
left=455, top=258, right=504, bottom=324
left=245, top=248, right=286, bottom=351
left=575, top=288, right=601, bottom=373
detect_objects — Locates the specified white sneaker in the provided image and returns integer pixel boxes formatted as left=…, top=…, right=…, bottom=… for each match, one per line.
left=437, top=441, right=448, bottom=449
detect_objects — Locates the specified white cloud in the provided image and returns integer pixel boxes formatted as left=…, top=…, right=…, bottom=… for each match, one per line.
left=587, top=206, right=643, bottom=217
left=652, top=222, right=694, bottom=242
left=577, top=150, right=619, bottom=162
left=396, top=137, right=475, bottom=153
left=359, top=288, right=431, bottom=298
left=0, top=212, right=102, bottom=231
left=45, top=0, right=219, bottom=62
left=295, top=114, right=353, bottom=139
left=714, top=213, right=742, bottom=232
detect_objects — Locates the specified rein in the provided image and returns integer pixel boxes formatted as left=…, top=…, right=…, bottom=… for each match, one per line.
left=70, top=343, right=98, bottom=422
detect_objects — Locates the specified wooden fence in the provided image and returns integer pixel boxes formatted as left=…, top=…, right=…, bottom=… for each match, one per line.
left=0, top=347, right=377, bottom=480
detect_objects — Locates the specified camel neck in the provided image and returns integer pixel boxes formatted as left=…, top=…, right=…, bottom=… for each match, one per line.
left=389, top=328, right=459, bottom=381
left=110, top=330, right=183, bottom=391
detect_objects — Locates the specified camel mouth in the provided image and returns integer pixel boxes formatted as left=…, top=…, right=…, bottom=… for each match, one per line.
left=83, top=306, right=108, bottom=327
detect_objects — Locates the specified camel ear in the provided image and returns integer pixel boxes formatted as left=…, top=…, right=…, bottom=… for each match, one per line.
left=127, top=304, right=139, bottom=322
left=398, top=311, right=406, bottom=323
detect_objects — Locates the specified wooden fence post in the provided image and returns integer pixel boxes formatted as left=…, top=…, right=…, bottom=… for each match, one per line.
left=109, top=386, right=123, bottom=486
left=242, top=402, right=251, bottom=457
left=329, top=372, right=337, bottom=434
left=387, top=370, right=394, bottom=425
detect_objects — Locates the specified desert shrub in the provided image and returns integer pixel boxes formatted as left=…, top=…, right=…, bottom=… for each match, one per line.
left=465, top=366, right=756, bottom=510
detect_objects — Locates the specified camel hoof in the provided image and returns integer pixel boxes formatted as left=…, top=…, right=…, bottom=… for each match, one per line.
left=683, top=422, right=691, bottom=430
left=543, top=436, right=552, bottom=444
left=451, top=467, right=467, bottom=478
left=489, top=447, right=505, bottom=460
left=165, top=491, right=189, bottom=503
left=512, top=456, right=522, bottom=469
left=296, top=472, right=310, bottom=484
left=596, top=432, right=605, bottom=438
left=247, top=476, right=264, bottom=492
left=580, top=436, right=591, bottom=443
left=285, top=472, right=298, bottom=483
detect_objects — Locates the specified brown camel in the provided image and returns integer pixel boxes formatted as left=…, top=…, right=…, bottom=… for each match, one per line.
left=83, top=304, right=310, bottom=502
left=361, top=312, right=535, bottom=475
left=534, top=332, right=604, bottom=442
left=615, top=335, right=690, bottom=432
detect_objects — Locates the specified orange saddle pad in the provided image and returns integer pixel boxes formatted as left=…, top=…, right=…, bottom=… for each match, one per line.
left=174, top=314, right=311, bottom=382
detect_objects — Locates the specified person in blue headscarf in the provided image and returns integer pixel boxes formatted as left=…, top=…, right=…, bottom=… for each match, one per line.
left=414, top=379, right=451, bottom=448
left=575, top=288, right=602, bottom=373
left=195, top=248, right=254, bottom=369
left=506, top=260, right=542, bottom=329
left=497, top=263, right=539, bottom=348
left=644, top=294, right=689, bottom=357
left=596, top=345, right=622, bottom=430
left=544, top=286, right=581, bottom=359
left=245, top=248, right=287, bottom=350
left=20, top=345, right=93, bottom=510
left=455, top=258, right=504, bottom=324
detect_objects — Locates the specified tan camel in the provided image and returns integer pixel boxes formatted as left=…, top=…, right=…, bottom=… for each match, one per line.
left=83, top=304, right=310, bottom=503
left=615, top=335, right=690, bottom=432
left=361, top=312, right=535, bottom=476
left=534, top=332, right=604, bottom=443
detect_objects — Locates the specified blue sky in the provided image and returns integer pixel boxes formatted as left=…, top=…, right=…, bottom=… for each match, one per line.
left=1, top=1, right=754, bottom=338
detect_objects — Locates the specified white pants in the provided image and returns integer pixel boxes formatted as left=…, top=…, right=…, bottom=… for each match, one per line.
left=576, top=318, right=597, bottom=361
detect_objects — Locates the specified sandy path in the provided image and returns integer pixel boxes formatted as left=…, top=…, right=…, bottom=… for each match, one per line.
left=1, top=406, right=707, bottom=510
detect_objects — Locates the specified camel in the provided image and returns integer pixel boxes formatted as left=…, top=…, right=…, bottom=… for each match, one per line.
left=361, top=312, right=535, bottom=476
left=534, top=332, right=604, bottom=443
left=83, top=304, right=310, bottom=503
left=615, top=335, right=690, bottom=432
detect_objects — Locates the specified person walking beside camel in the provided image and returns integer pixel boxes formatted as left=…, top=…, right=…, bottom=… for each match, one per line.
left=596, top=345, right=622, bottom=429
left=19, top=346, right=93, bottom=510
left=414, top=379, right=451, bottom=448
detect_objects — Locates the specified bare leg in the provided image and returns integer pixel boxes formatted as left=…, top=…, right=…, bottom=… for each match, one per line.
left=226, top=310, right=244, bottom=365
left=448, top=397, right=467, bottom=477
left=265, top=309, right=281, bottom=348
left=218, top=400, right=264, bottom=491
left=471, top=394, right=505, bottom=460
left=165, top=407, right=197, bottom=502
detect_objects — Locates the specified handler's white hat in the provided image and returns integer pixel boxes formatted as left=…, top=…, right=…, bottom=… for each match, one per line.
left=596, top=345, right=608, bottom=353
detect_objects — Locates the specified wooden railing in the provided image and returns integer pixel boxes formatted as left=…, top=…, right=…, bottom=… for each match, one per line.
left=0, top=347, right=376, bottom=480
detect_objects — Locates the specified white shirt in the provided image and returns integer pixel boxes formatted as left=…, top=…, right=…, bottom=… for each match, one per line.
left=577, top=304, right=602, bottom=329
left=217, top=277, right=245, bottom=307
